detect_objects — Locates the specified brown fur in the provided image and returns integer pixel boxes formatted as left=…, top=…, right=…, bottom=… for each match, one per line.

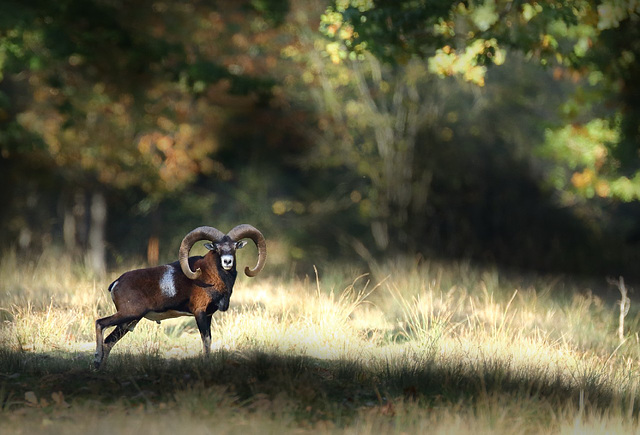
left=94, top=224, right=266, bottom=370
left=94, top=251, right=237, bottom=369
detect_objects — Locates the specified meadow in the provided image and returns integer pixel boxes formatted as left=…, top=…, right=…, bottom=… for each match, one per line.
left=1, top=249, right=640, bottom=434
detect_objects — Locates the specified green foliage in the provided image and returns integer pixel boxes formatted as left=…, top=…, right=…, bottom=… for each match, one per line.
left=324, top=0, right=640, bottom=209
left=2, top=0, right=640, bottom=275
left=541, top=119, right=620, bottom=200
left=320, top=0, right=585, bottom=81
left=538, top=118, right=640, bottom=201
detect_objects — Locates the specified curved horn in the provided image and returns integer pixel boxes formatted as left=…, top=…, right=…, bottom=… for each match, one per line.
left=227, top=224, right=267, bottom=277
left=179, top=226, right=225, bottom=280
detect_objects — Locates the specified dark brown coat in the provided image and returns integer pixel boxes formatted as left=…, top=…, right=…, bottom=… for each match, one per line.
left=93, top=224, right=266, bottom=369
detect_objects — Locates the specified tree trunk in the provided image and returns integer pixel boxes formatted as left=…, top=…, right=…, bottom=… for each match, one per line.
left=62, top=204, right=76, bottom=253
left=147, top=207, right=161, bottom=266
left=60, top=190, right=81, bottom=255
left=87, top=190, right=107, bottom=277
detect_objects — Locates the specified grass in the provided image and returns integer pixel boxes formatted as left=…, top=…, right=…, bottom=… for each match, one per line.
left=1, top=250, right=640, bottom=433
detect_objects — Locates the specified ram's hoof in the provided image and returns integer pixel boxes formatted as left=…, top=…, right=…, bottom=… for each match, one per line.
left=93, top=354, right=102, bottom=370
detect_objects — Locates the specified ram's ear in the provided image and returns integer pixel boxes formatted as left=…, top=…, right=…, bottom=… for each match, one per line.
left=236, top=240, right=248, bottom=250
left=204, top=243, right=216, bottom=251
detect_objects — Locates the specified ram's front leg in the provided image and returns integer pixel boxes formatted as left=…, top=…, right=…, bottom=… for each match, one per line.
left=195, top=311, right=213, bottom=355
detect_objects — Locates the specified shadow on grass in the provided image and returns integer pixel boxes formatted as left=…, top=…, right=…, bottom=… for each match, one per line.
left=1, top=344, right=637, bottom=420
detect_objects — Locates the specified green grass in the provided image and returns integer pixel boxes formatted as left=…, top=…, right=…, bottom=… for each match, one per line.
left=1, top=251, right=640, bottom=433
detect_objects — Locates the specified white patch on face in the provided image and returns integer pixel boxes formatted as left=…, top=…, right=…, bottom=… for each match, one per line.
left=221, top=254, right=234, bottom=270
left=160, top=266, right=176, bottom=297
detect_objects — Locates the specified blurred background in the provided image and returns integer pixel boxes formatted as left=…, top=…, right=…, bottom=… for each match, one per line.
left=1, top=0, right=639, bottom=278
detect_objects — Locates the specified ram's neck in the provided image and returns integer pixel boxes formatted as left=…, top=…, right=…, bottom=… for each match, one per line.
left=191, top=253, right=235, bottom=291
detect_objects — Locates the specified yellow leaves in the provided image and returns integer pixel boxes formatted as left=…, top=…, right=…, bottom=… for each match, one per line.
left=272, top=200, right=305, bottom=215
left=464, top=65, right=487, bottom=86
left=325, top=42, right=344, bottom=65
left=321, top=10, right=344, bottom=37
left=543, top=119, right=617, bottom=169
left=541, top=34, right=558, bottom=50
left=574, top=36, right=591, bottom=57
left=325, top=23, right=340, bottom=38
left=470, top=0, right=499, bottom=31
left=522, top=2, right=543, bottom=22
left=272, top=200, right=286, bottom=215
left=595, top=180, right=611, bottom=198
left=339, top=25, right=354, bottom=41
left=333, top=0, right=374, bottom=13
left=571, top=168, right=595, bottom=189
left=492, top=47, right=506, bottom=65
left=136, top=122, right=218, bottom=192
left=156, top=135, right=173, bottom=153
left=434, top=19, right=455, bottom=37
left=321, top=2, right=367, bottom=64
left=429, top=49, right=457, bottom=77
left=597, top=0, right=640, bottom=30
left=542, top=118, right=640, bottom=201
left=428, top=39, right=505, bottom=86
left=593, top=143, right=608, bottom=169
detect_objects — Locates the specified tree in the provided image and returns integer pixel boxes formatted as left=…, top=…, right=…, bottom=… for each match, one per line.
left=278, top=2, right=561, bottom=259
left=320, top=0, right=640, bottom=208
left=0, top=0, right=287, bottom=272
left=286, top=41, right=443, bottom=251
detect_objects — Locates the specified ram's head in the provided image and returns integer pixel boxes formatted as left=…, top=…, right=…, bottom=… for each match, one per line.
left=178, top=224, right=267, bottom=279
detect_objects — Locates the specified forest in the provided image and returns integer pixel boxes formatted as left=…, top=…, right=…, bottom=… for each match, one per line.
left=2, top=1, right=640, bottom=433
left=1, top=0, right=640, bottom=277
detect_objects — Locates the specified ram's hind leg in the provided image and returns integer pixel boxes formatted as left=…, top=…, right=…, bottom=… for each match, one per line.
left=95, top=313, right=141, bottom=369
left=102, top=320, right=139, bottom=361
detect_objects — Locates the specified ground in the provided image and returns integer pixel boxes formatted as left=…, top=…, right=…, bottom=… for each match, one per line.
left=1, top=252, right=639, bottom=433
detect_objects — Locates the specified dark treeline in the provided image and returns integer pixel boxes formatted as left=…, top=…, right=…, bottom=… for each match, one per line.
left=1, top=0, right=639, bottom=278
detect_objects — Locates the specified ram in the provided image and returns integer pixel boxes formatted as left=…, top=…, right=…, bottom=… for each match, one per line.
left=94, top=224, right=266, bottom=369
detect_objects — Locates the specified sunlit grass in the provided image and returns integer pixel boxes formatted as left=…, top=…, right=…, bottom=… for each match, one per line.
left=1, top=249, right=640, bottom=433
